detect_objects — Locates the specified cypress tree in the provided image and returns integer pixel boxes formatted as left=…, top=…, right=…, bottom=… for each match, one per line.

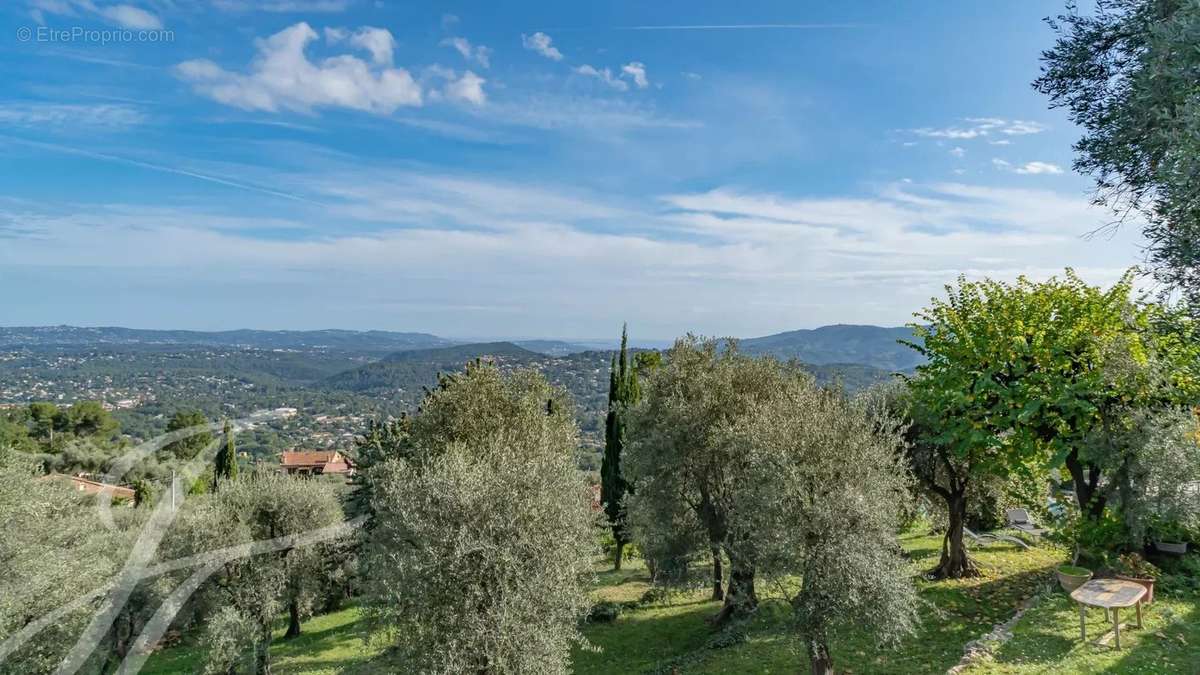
left=213, top=419, right=238, bottom=488
left=601, top=324, right=641, bottom=570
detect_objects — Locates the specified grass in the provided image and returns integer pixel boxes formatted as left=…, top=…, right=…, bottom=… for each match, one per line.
left=576, top=531, right=1066, bottom=674
left=141, top=604, right=380, bottom=675
left=141, top=533, right=1200, bottom=674
left=965, top=593, right=1200, bottom=673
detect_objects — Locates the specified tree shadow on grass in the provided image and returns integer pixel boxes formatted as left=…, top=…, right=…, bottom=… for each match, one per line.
left=983, top=591, right=1200, bottom=672
left=575, top=600, right=722, bottom=675
left=832, top=564, right=1059, bottom=674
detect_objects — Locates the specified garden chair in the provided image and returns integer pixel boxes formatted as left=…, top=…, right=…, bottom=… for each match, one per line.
left=1006, top=508, right=1046, bottom=536
left=964, top=526, right=1030, bottom=550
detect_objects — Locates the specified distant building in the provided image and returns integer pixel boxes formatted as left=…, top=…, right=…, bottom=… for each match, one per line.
left=40, top=473, right=136, bottom=503
left=280, top=450, right=354, bottom=477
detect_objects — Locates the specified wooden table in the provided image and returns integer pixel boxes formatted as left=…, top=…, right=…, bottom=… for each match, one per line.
left=1070, top=579, right=1147, bottom=649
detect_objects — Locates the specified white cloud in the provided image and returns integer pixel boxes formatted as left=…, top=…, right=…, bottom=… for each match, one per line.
left=621, top=62, right=649, bottom=89
left=910, top=117, right=1047, bottom=140
left=442, top=71, right=487, bottom=105
left=100, top=4, right=162, bottom=29
left=521, top=32, right=563, bottom=61
left=575, top=64, right=628, bottom=91
left=682, top=71, right=702, bottom=81
left=949, top=146, right=966, bottom=158
left=992, top=158, right=1065, bottom=175
left=29, top=1, right=163, bottom=29
left=0, top=102, right=145, bottom=129
left=176, top=22, right=423, bottom=114
left=440, top=36, right=492, bottom=69
left=0, top=166, right=1141, bottom=335
left=1014, top=161, right=1064, bottom=175
left=325, top=25, right=395, bottom=65
left=988, top=139, right=1011, bottom=146
left=211, top=0, right=352, bottom=11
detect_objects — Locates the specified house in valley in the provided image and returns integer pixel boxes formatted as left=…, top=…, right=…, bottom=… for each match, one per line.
left=279, top=450, right=354, bottom=477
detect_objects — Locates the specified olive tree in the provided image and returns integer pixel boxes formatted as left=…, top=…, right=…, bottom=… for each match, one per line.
left=0, top=445, right=139, bottom=674
left=732, top=381, right=918, bottom=675
left=361, top=362, right=595, bottom=674
left=1035, top=0, right=1200, bottom=307
left=162, top=471, right=344, bottom=674
left=625, top=336, right=812, bottom=621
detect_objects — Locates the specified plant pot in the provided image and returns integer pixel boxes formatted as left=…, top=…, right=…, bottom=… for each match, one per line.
left=1115, top=574, right=1155, bottom=604
left=1056, top=566, right=1092, bottom=593
left=1154, top=541, right=1188, bottom=555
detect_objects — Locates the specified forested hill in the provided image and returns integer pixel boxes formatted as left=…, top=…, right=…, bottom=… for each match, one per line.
left=323, top=342, right=549, bottom=392
left=740, top=324, right=923, bottom=371
left=0, top=326, right=451, bottom=353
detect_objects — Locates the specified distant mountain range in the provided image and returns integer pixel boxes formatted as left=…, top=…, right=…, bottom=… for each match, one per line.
left=0, top=326, right=451, bottom=354
left=0, top=323, right=924, bottom=372
left=740, top=324, right=923, bottom=371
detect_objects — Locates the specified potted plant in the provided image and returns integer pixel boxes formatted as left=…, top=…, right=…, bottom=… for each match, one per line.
left=1150, top=521, right=1190, bottom=555
left=1114, top=553, right=1160, bottom=603
left=1056, top=564, right=1092, bottom=593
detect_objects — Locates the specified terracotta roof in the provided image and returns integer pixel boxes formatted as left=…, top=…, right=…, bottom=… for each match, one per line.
left=40, top=473, right=136, bottom=500
left=280, top=450, right=353, bottom=471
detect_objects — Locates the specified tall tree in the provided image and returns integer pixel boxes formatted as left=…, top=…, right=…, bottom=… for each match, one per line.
left=601, top=324, right=645, bottom=570
left=904, top=271, right=1153, bottom=577
left=626, top=336, right=795, bottom=621
left=213, top=419, right=238, bottom=487
left=361, top=362, right=593, bottom=674
left=729, top=377, right=918, bottom=674
left=1035, top=0, right=1200, bottom=307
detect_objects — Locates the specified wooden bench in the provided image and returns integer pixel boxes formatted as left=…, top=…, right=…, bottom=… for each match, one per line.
left=1070, top=578, right=1147, bottom=649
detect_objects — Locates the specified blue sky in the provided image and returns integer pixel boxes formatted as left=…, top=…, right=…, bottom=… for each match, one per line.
left=0, top=1, right=1144, bottom=340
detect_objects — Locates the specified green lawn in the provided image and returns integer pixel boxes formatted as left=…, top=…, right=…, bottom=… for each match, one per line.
left=965, top=593, right=1200, bottom=674
left=141, top=534, right=1200, bottom=674
left=141, top=604, right=381, bottom=675
left=576, top=531, right=1066, bottom=674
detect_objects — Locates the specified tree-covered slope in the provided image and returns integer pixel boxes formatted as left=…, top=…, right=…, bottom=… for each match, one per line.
left=740, top=324, right=922, bottom=371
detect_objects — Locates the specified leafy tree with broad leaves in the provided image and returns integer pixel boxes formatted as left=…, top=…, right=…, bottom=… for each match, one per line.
left=361, top=361, right=594, bottom=674
left=904, top=270, right=1157, bottom=577
left=1035, top=0, right=1200, bottom=307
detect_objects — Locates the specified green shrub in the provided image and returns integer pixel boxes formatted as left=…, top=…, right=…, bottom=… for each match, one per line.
left=586, top=601, right=623, bottom=623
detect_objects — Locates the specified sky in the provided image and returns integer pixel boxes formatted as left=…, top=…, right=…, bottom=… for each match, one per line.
left=0, top=0, right=1147, bottom=341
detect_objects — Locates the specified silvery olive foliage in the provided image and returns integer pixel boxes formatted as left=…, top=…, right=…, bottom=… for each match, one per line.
left=1108, top=407, right=1200, bottom=544
left=160, top=470, right=345, bottom=675
left=0, top=445, right=141, bottom=675
left=362, top=363, right=596, bottom=675
left=624, top=336, right=798, bottom=616
left=736, top=380, right=919, bottom=672
left=626, top=337, right=918, bottom=672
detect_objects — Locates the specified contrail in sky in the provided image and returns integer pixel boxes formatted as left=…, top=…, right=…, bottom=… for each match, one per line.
left=614, top=24, right=861, bottom=31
